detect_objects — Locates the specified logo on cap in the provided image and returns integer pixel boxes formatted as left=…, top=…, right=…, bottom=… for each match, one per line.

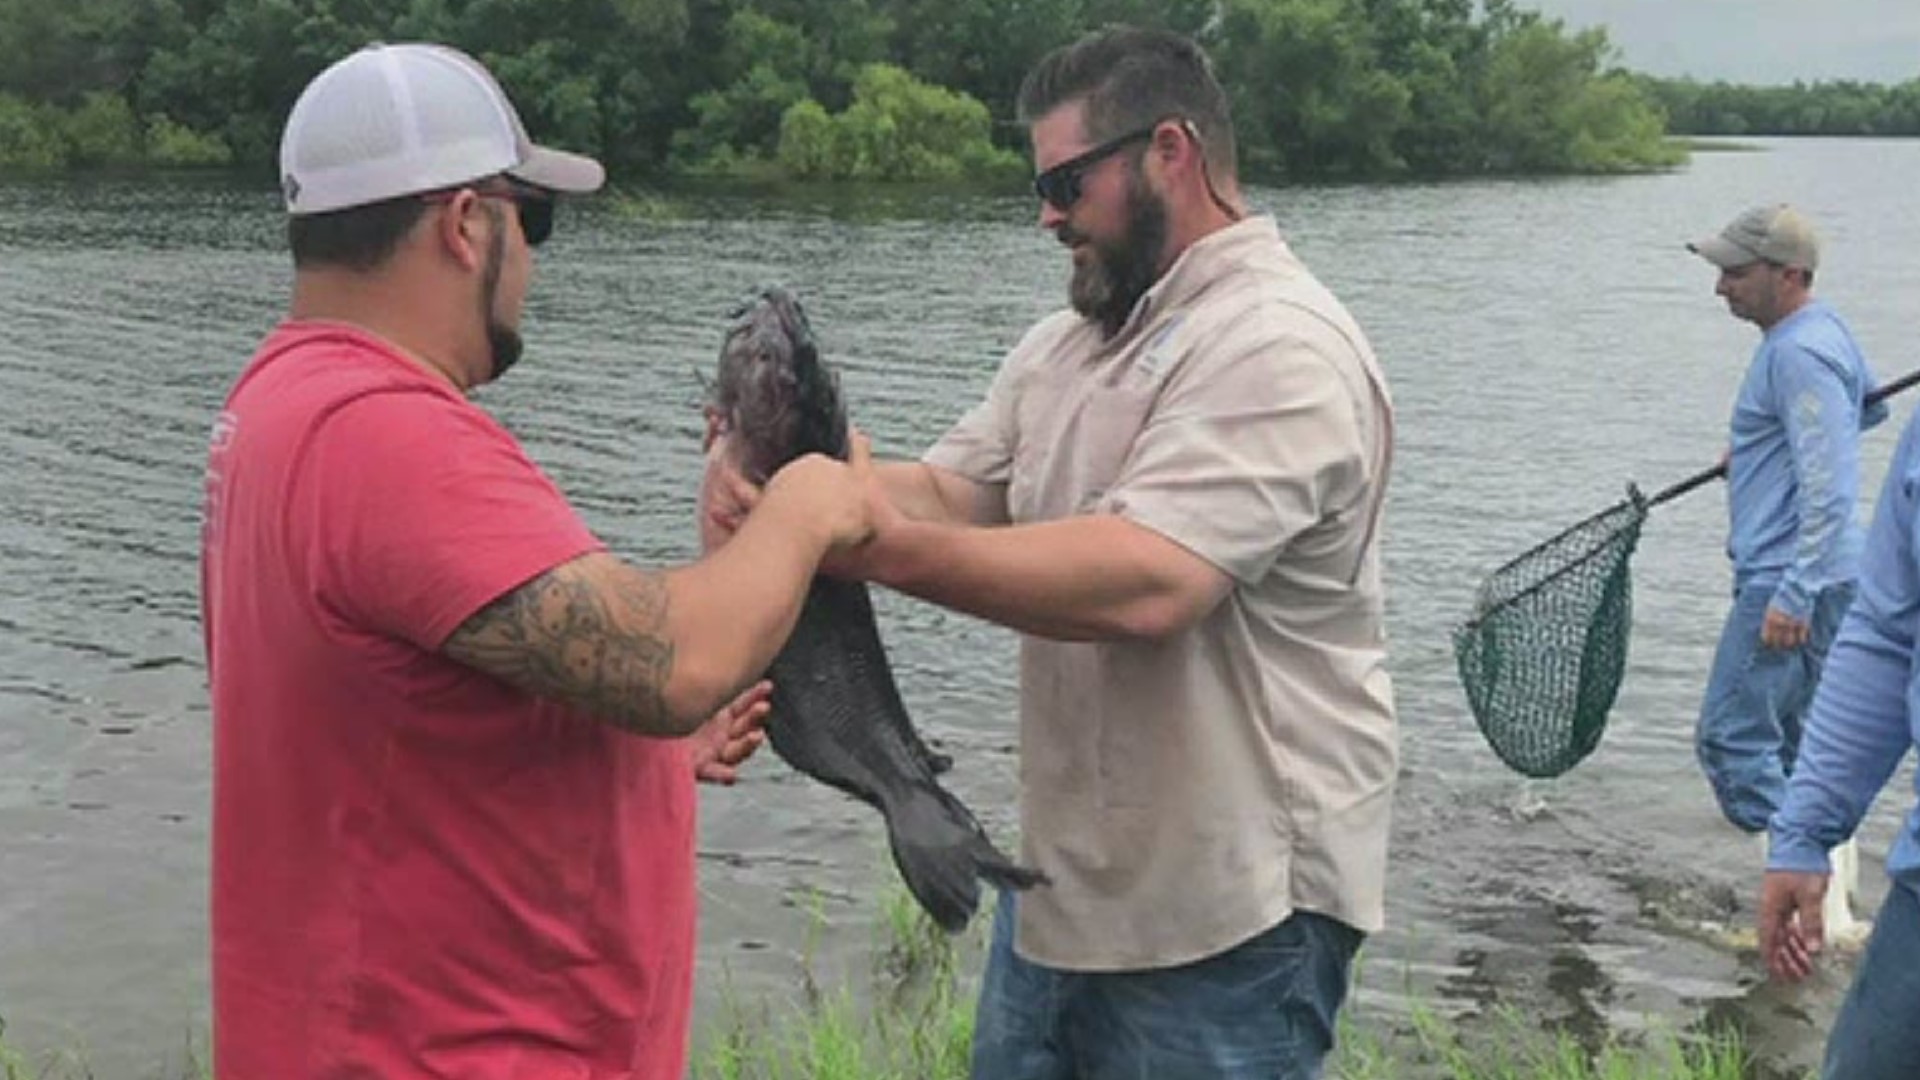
left=283, top=175, right=302, bottom=207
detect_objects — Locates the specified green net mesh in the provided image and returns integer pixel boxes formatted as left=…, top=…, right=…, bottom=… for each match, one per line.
left=1451, top=487, right=1648, bottom=779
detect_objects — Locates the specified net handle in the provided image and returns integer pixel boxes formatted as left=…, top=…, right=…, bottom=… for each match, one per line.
left=1647, top=364, right=1920, bottom=509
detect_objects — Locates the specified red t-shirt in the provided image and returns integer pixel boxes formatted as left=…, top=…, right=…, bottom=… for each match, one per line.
left=201, top=322, right=697, bottom=1079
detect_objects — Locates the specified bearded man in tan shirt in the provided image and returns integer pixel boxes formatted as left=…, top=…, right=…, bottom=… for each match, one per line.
left=706, top=25, right=1396, bottom=1080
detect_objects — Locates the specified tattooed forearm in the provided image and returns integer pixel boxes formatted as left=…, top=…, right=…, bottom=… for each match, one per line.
left=442, top=554, right=681, bottom=734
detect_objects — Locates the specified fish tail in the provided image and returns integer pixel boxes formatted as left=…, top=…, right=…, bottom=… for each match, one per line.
left=888, top=827, right=981, bottom=934
left=887, top=787, right=1049, bottom=933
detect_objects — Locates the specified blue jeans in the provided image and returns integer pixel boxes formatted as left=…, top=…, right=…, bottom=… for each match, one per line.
left=1696, top=582, right=1854, bottom=832
left=969, top=892, right=1363, bottom=1080
left=1824, top=879, right=1920, bottom=1080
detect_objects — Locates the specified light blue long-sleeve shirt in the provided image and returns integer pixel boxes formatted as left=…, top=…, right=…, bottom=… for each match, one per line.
left=1726, top=300, right=1886, bottom=620
left=1768, top=408, right=1920, bottom=886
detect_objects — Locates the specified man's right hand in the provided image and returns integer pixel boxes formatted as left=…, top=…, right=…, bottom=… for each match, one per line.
left=759, top=431, right=876, bottom=552
left=1760, top=605, right=1811, bottom=650
left=1758, top=868, right=1829, bottom=982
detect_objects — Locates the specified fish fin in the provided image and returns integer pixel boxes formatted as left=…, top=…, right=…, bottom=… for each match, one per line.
left=975, top=852, right=1050, bottom=891
left=906, top=731, right=953, bottom=775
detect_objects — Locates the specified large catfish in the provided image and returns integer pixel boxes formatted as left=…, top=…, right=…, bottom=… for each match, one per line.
left=703, top=287, right=1046, bottom=932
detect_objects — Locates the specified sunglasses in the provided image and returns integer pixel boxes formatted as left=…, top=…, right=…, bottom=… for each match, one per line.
left=1032, top=124, right=1159, bottom=209
left=422, top=180, right=556, bottom=247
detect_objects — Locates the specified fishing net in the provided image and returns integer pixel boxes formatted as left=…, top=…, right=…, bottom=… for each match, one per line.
left=1451, top=486, right=1648, bottom=779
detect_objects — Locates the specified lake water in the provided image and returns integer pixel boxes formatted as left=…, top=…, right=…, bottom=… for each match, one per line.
left=3, top=138, right=1918, bottom=1077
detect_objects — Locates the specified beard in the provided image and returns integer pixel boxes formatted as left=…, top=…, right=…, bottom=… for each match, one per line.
left=1062, top=172, right=1169, bottom=338
left=479, top=207, right=525, bottom=382
left=486, top=320, right=524, bottom=381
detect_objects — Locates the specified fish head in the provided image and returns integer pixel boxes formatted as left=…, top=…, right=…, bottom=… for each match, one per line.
left=709, top=287, right=848, bottom=483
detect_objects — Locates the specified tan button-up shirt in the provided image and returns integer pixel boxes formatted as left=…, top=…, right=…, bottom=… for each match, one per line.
left=925, top=216, right=1397, bottom=970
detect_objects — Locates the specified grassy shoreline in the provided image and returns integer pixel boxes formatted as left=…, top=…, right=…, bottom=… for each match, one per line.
left=691, top=888, right=1764, bottom=1080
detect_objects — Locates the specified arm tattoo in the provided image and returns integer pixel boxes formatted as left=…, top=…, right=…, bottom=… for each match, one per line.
left=442, top=559, right=677, bottom=734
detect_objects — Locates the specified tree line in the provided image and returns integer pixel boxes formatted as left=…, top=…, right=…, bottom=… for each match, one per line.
left=1638, top=75, right=1920, bottom=138
left=0, top=0, right=1730, bottom=181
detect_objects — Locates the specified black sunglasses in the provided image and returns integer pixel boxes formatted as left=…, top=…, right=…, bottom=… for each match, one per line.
left=1032, top=124, right=1159, bottom=209
left=422, top=181, right=556, bottom=247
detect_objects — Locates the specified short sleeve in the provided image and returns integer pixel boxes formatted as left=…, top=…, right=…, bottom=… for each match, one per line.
left=923, top=314, right=1072, bottom=484
left=291, top=388, right=606, bottom=650
left=1103, top=337, right=1370, bottom=585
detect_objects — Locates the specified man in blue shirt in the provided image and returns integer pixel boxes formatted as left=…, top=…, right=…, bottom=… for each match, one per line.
left=1760, top=410, right=1920, bottom=1079
left=1687, top=205, right=1884, bottom=929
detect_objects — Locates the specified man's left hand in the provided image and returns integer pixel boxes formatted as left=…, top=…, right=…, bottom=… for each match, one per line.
left=1760, top=606, right=1810, bottom=650
left=690, top=680, right=771, bottom=784
left=697, top=428, right=761, bottom=555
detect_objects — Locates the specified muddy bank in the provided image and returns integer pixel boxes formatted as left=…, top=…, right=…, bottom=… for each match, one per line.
left=1346, top=771, right=1879, bottom=1079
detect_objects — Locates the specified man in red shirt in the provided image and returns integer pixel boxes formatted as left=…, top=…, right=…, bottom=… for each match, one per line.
left=200, top=43, right=873, bottom=1079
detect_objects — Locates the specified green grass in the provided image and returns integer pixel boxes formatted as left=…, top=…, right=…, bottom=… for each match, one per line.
left=690, top=888, right=1774, bottom=1080
left=0, top=1014, right=211, bottom=1080
left=1334, top=1003, right=1757, bottom=1080
left=692, top=886, right=980, bottom=1080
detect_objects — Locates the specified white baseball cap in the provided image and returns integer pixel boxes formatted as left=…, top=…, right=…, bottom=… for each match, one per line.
left=279, top=42, right=605, bottom=215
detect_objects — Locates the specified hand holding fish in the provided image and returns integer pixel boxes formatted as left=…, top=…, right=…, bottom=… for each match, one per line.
left=697, top=432, right=760, bottom=554
left=759, top=431, right=877, bottom=554
left=818, top=459, right=904, bottom=581
left=689, top=679, right=773, bottom=785
left=701, top=429, right=898, bottom=580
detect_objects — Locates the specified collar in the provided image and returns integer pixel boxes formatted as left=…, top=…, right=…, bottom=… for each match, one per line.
left=1107, top=216, right=1288, bottom=342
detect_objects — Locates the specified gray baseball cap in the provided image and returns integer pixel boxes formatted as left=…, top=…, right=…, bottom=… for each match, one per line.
left=1687, top=203, right=1820, bottom=271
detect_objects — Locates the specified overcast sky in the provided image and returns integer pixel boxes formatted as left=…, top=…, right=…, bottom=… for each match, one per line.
left=1518, top=0, right=1920, bottom=84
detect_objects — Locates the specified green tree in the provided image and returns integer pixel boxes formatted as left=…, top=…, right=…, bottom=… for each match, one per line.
left=137, top=0, right=375, bottom=171
left=0, top=0, right=147, bottom=102
left=1359, top=0, right=1496, bottom=172
left=60, top=90, right=142, bottom=166
left=670, top=10, right=814, bottom=171
left=883, top=0, right=1081, bottom=131
left=750, top=0, right=892, bottom=108
left=776, top=97, right=836, bottom=176
left=1561, top=75, right=1682, bottom=171
left=446, top=0, right=694, bottom=172
left=1477, top=20, right=1672, bottom=172
left=0, top=93, right=66, bottom=169
left=1642, top=74, right=1920, bottom=137
left=146, top=112, right=232, bottom=167
left=776, top=62, right=1019, bottom=180
left=1213, top=0, right=1411, bottom=177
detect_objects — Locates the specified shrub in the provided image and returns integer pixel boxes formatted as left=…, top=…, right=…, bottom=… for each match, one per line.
left=773, top=64, right=1020, bottom=182
left=62, top=92, right=142, bottom=168
left=146, top=114, right=233, bottom=168
left=0, top=93, right=66, bottom=170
